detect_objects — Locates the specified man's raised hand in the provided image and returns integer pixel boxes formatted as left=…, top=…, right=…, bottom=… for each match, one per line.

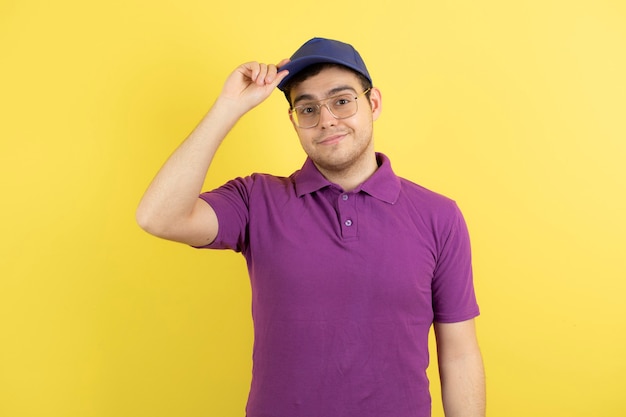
left=218, top=59, right=290, bottom=115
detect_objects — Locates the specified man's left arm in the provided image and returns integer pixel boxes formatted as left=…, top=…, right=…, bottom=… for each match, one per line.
left=434, top=319, right=486, bottom=417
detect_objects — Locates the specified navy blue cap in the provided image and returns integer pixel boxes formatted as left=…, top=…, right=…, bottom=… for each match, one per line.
left=277, top=37, right=372, bottom=91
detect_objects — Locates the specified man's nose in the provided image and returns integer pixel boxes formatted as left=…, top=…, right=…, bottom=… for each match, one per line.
left=318, top=104, right=336, bottom=126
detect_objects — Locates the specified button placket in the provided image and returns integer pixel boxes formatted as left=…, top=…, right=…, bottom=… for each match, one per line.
left=338, top=193, right=357, bottom=239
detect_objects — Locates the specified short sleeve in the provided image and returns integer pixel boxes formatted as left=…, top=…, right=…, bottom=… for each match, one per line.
left=196, top=176, right=255, bottom=252
left=431, top=203, right=480, bottom=323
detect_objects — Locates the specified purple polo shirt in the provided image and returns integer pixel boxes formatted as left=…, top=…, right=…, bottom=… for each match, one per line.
left=198, top=153, right=479, bottom=417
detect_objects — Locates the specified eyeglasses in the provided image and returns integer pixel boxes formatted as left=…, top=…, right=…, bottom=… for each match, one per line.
left=289, top=88, right=371, bottom=129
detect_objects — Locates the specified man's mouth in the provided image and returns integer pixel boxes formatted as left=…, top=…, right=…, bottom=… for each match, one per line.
left=317, top=132, right=347, bottom=145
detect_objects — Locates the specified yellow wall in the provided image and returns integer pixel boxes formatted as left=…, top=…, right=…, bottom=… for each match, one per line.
left=1, top=0, right=625, bottom=416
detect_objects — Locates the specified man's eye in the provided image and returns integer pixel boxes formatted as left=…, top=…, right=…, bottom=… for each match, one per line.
left=335, top=97, right=351, bottom=106
left=299, top=106, right=316, bottom=115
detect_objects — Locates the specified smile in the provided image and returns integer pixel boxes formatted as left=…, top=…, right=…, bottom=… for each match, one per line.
left=317, top=132, right=347, bottom=145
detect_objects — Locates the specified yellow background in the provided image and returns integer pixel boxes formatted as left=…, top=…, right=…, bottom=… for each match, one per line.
left=1, top=0, right=625, bottom=416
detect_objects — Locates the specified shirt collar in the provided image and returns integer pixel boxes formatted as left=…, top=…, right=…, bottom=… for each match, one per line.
left=294, top=153, right=401, bottom=204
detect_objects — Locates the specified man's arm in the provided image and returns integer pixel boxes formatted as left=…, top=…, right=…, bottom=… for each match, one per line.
left=136, top=60, right=289, bottom=246
left=434, top=319, right=486, bottom=417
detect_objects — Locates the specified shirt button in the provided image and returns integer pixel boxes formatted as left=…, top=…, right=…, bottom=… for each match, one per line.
left=342, top=194, right=349, bottom=201
left=344, top=219, right=353, bottom=227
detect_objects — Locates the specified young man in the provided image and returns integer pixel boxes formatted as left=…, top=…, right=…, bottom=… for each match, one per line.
left=137, top=38, right=485, bottom=417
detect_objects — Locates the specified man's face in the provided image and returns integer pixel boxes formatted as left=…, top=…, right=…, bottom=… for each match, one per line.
left=288, top=66, right=382, bottom=175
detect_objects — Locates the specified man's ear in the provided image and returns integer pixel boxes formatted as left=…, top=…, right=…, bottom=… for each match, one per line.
left=369, top=87, right=382, bottom=121
left=288, top=109, right=299, bottom=131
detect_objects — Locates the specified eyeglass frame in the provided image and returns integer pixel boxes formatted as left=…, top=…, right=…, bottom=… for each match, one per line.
left=289, top=88, right=372, bottom=129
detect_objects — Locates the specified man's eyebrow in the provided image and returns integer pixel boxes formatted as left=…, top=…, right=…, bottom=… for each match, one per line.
left=293, top=93, right=316, bottom=106
left=327, top=85, right=357, bottom=97
left=293, top=85, right=358, bottom=106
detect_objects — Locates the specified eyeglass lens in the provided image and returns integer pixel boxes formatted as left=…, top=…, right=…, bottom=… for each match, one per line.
left=293, top=94, right=359, bottom=128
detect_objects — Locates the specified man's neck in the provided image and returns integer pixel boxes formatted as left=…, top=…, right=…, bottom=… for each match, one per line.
left=315, top=153, right=379, bottom=192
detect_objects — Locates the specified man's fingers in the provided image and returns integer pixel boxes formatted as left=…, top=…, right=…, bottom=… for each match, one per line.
left=241, top=59, right=290, bottom=86
left=272, top=67, right=289, bottom=87
left=266, top=59, right=291, bottom=86
left=255, top=63, right=269, bottom=84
